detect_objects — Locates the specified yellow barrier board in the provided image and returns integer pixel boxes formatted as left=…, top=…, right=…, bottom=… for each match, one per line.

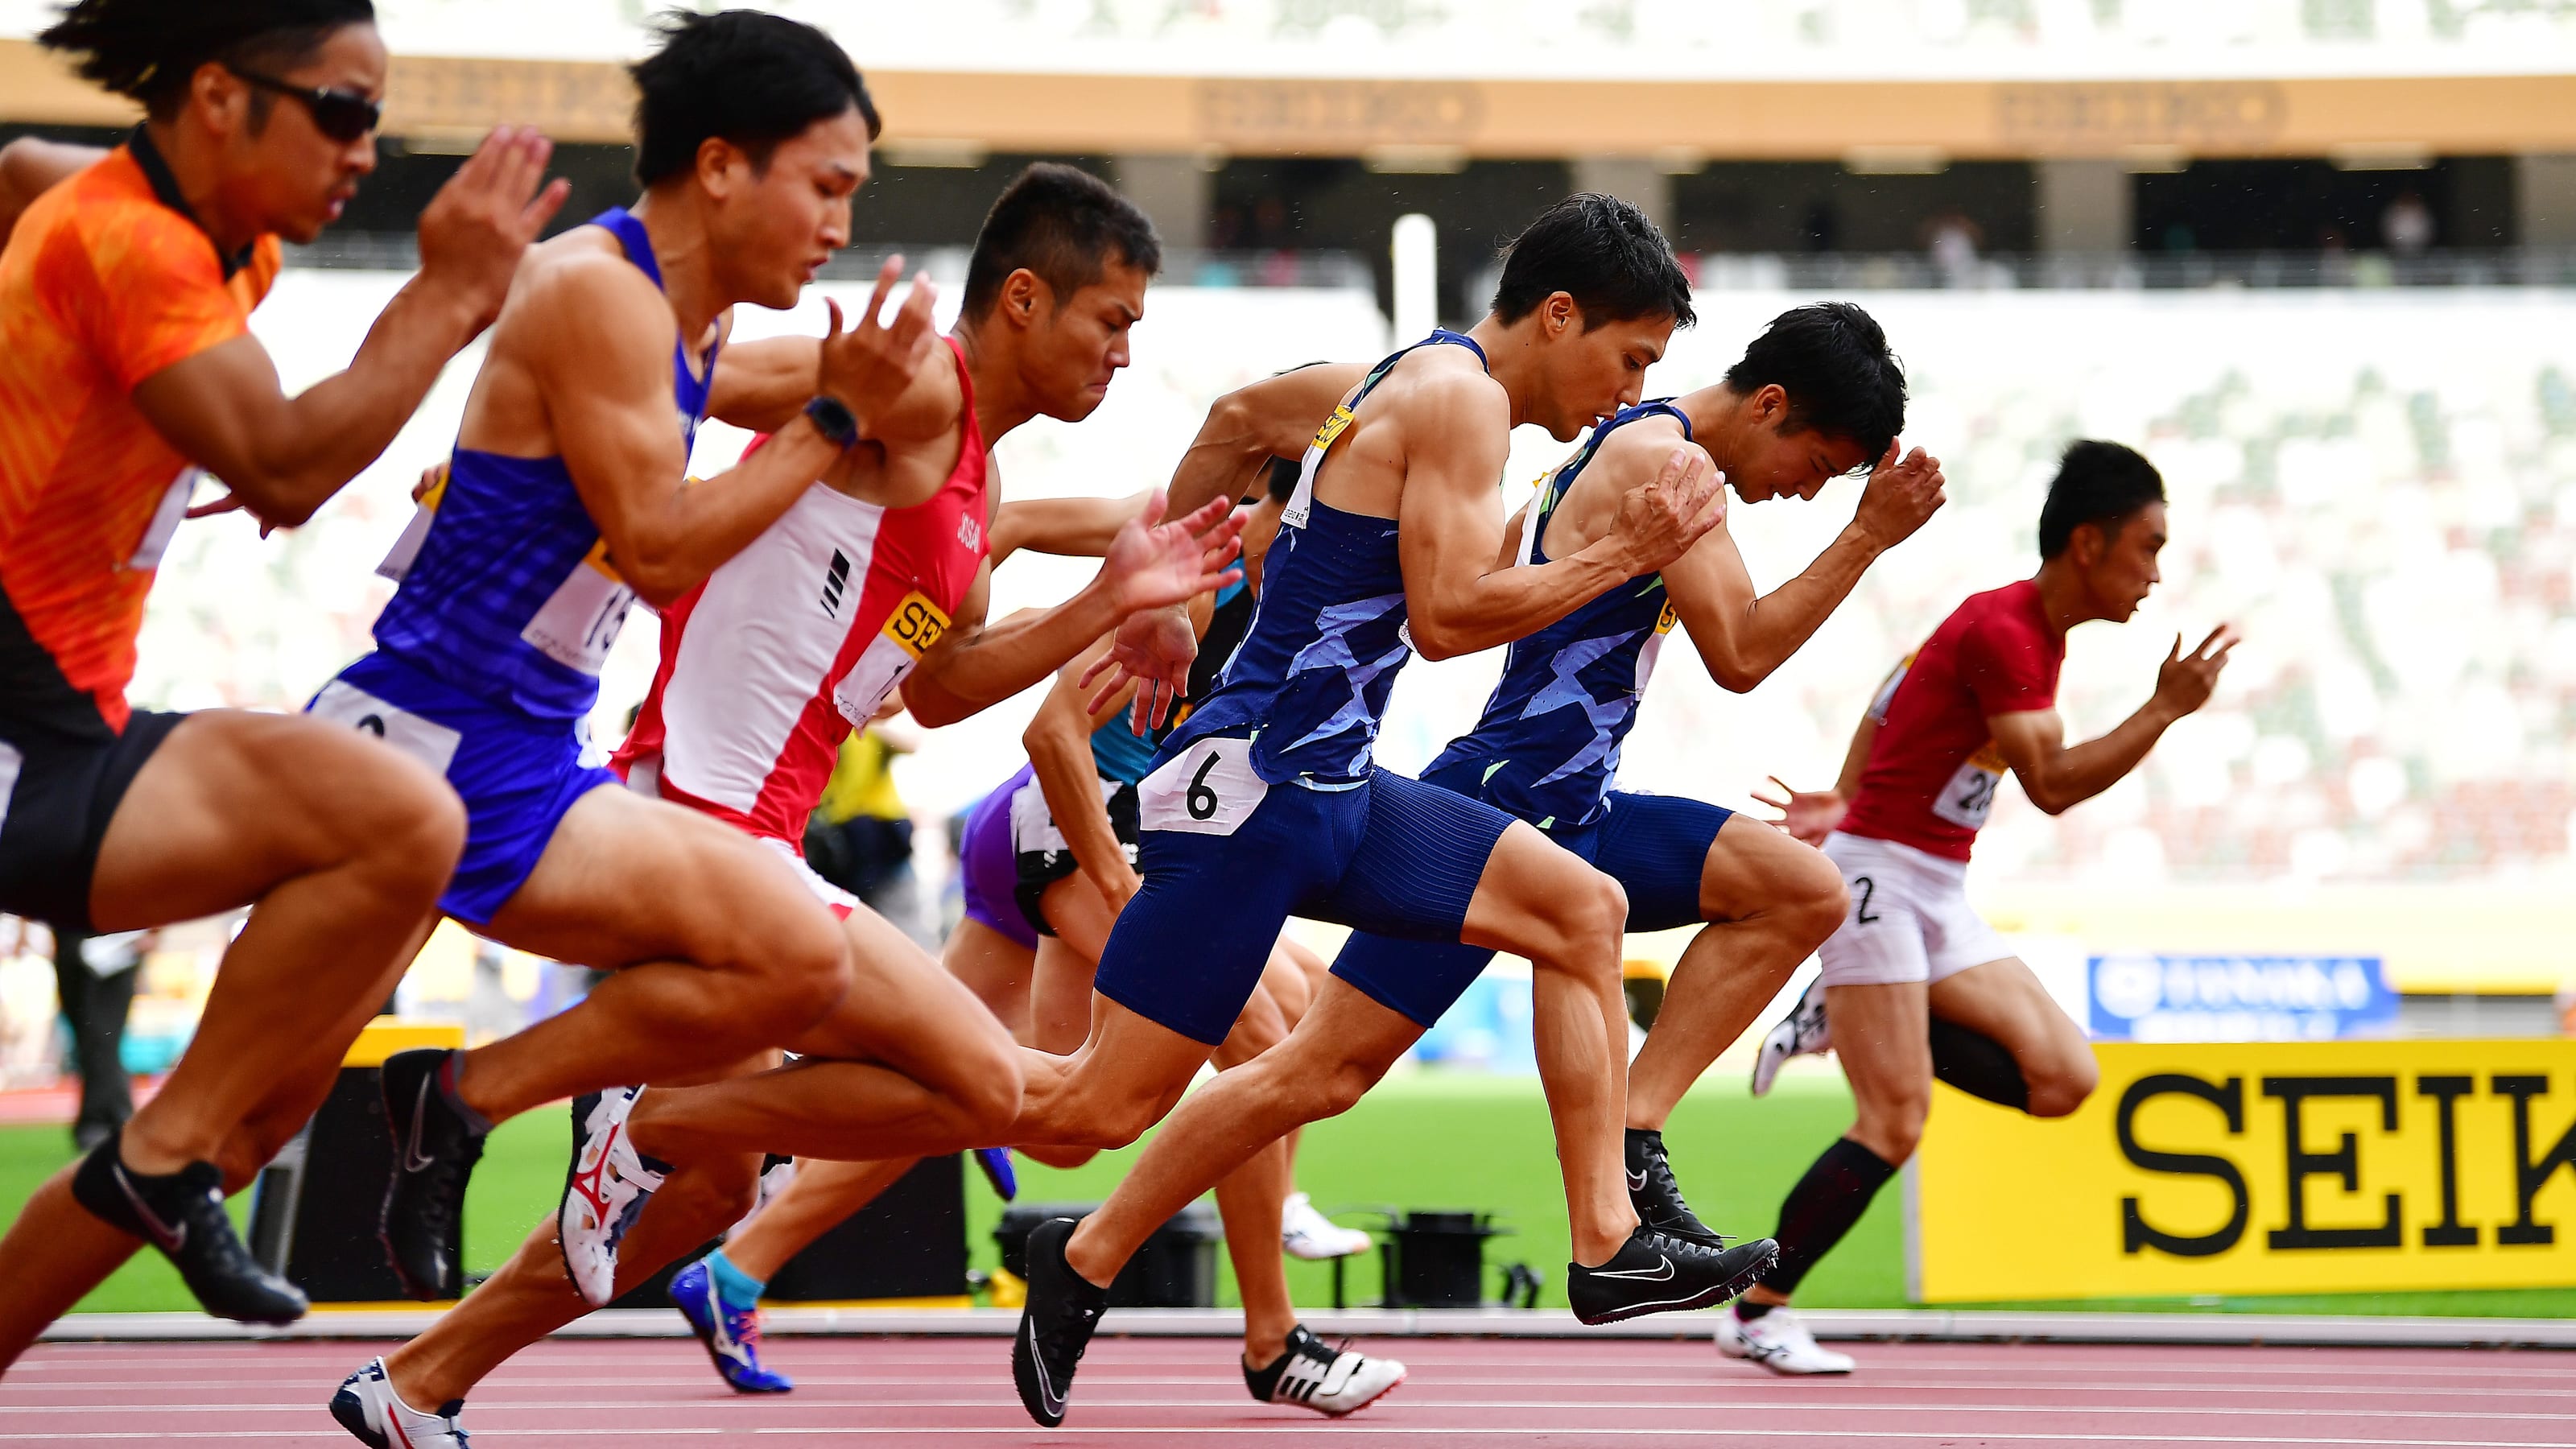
left=340, top=1018, right=465, bottom=1070
left=1910, top=1038, right=2576, bottom=1302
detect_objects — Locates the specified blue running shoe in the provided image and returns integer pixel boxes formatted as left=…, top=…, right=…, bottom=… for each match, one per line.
left=671, top=1259, right=792, bottom=1393
left=974, top=1146, right=1018, bottom=1202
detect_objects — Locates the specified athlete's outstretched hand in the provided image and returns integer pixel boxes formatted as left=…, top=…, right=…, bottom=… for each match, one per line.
left=1079, top=491, right=1248, bottom=729
left=415, top=126, right=572, bottom=334
left=1852, top=441, right=1946, bottom=549
left=2152, top=625, right=2237, bottom=719
left=1752, top=775, right=1847, bottom=847
left=1608, top=446, right=1726, bottom=574
left=818, top=257, right=941, bottom=430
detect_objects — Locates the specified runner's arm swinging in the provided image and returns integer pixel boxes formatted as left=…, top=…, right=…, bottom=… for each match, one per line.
left=1022, top=636, right=1145, bottom=910
left=1987, top=624, right=2235, bottom=814
left=0, top=138, right=105, bottom=248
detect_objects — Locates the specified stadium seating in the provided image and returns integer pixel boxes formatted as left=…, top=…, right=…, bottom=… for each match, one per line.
left=142, top=275, right=2575, bottom=891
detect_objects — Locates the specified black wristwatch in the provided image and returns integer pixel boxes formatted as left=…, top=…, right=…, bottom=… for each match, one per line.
left=804, top=394, right=859, bottom=448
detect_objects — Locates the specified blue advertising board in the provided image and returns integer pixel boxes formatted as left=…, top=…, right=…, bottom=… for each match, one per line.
left=2087, top=952, right=2397, bottom=1042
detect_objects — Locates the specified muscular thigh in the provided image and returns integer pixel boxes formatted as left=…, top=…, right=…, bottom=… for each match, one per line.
left=1824, top=980, right=1932, bottom=1115
left=93, top=709, right=457, bottom=929
left=1927, top=958, right=2087, bottom=1072
left=1039, top=870, right=1118, bottom=962
left=943, top=918, right=1036, bottom=1039
left=1694, top=811, right=1840, bottom=923
left=788, top=904, right=1014, bottom=1085
left=481, top=786, right=835, bottom=970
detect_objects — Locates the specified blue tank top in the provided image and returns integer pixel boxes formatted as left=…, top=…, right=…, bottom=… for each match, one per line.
left=1161, top=330, right=1488, bottom=786
left=371, top=208, right=718, bottom=721
left=1426, top=400, right=1692, bottom=828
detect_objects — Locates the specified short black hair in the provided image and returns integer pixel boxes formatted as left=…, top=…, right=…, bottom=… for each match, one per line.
left=1261, top=456, right=1300, bottom=505
left=961, top=163, right=1161, bottom=320
left=1490, top=193, right=1695, bottom=332
left=39, top=0, right=374, bottom=121
left=630, top=9, right=877, bottom=188
left=2038, top=440, right=2165, bottom=558
left=1723, top=302, right=1908, bottom=467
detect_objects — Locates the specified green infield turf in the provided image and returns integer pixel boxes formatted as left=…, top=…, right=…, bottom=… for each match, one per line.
left=6, top=1069, right=2570, bottom=1319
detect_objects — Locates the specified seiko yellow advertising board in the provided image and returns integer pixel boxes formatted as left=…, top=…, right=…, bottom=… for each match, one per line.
left=1909, top=1039, right=2576, bottom=1302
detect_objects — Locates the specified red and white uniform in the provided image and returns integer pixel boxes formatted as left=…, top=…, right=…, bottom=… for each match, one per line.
left=1816, top=580, right=2063, bottom=988
left=614, top=338, right=989, bottom=910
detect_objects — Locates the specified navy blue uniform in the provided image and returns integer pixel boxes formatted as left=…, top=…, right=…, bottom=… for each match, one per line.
left=1092, top=332, right=1520, bottom=1046
left=1333, top=402, right=1732, bottom=1027
left=306, top=208, right=718, bottom=923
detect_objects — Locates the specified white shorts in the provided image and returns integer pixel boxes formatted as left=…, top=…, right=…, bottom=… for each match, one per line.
left=628, top=755, right=859, bottom=919
left=755, top=835, right=860, bottom=919
left=1812, top=832, right=2013, bottom=989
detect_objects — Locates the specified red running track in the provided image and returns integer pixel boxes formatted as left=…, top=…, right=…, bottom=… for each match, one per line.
left=6, top=1334, right=2573, bottom=1446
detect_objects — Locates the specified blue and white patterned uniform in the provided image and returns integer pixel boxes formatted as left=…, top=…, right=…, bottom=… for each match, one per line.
left=1426, top=399, right=1693, bottom=829
left=1332, top=402, right=1736, bottom=1028
left=307, top=208, right=719, bottom=922
left=1093, top=331, right=1521, bottom=1046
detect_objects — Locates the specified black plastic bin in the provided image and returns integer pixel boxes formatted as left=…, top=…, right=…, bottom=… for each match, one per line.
left=994, top=1201, right=1220, bottom=1308
left=1378, top=1209, right=1506, bottom=1309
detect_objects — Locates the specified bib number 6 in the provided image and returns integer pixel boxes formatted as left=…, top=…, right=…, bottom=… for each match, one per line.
left=1141, top=737, right=1269, bottom=836
left=1186, top=756, right=1221, bottom=820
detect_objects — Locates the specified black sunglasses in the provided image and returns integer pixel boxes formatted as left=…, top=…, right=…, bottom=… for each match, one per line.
left=228, top=66, right=382, bottom=143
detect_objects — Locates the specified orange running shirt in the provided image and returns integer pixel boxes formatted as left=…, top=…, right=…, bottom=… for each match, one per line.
left=0, top=136, right=282, bottom=735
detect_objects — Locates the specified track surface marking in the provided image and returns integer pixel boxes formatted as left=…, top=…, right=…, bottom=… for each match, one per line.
left=5, top=1335, right=2565, bottom=1445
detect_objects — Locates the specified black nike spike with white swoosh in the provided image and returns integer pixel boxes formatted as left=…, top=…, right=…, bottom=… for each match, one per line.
left=1012, top=1216, right=1108, bottom=1426
left=1566, top=1224, right=1777, bottom=1325
left=377, top=1048, right=485, bottom=1300
left=1625, top=1126, right=1725, bottom=1247
left=68, top=1141, right=308, bottom=1323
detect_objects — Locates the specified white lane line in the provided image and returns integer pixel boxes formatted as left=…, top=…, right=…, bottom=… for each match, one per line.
left=10, top=1398, right=2571, bottom=1422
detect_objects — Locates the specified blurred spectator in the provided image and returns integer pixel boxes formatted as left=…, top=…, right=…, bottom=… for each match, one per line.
left=806, top=720, right=937, bottom=946
left=52, top=927, right=152, bottom=1152
left=2382, top=191, right=2435, bottom=256
left=1921, top=208, right=1984, bottom=284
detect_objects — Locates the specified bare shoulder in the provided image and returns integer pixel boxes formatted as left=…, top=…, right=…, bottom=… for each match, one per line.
left=505, top=230, right=673, bottom=353
left=1591, top=412, right=1699, bottom=477
left=1381, top=346, right=1509, bottom=432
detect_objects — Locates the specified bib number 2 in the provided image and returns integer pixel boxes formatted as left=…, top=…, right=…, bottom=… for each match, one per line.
left=1141, top=736, right=1269, bottom=837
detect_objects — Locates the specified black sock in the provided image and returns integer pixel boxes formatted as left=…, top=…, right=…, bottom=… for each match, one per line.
left=1929, top=1017, right=2029, bottom=1111
left=436, top=1054, right=493, bottom=1136
left=1734, top=1300, right=1775, bottom=1320
left=1757, top=1138, right=1897, bottom=1297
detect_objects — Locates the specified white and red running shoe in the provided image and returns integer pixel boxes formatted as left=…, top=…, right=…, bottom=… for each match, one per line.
left=558, top=1087, right=667, bottom=1307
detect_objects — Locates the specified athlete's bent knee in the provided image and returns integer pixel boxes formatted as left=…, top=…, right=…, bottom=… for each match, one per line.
left=1312, top=1055, right=1385, bottom=1121
left=952, top=1032, right=1024, bottom=1145
left=741, top=911, right=852, bottom=1039
left=1538, top=871, right=1627, bottom=979
left=1784, top=857, right=1849, bottom=947
left=2027, top=1051, right=2099, bottom=1119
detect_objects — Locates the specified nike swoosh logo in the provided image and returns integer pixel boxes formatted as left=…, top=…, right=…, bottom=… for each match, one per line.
left=1025, top=1319, right=1064, bottom=1417
left=1591, top=1254, right=1676, bottom=1282
left=1625, top=1169, right=1649, bottom=1192
left=402, top=1077, right=438, bottom=1173
left=111, top=1162, right=186, bottom=1253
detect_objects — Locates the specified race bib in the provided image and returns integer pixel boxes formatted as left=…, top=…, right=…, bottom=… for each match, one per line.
left=376, top=469, right=447, bottom=583
left=832, top=590, right=952, bottom=727
left=520, top=539, right=636, bottom=676
left=308, top=679, right=464, bottom=778
left=1139, top=734, right=1269, bottom=836
left=0, top=741, right=21, bottom=836
left=126, top=468, right=200, bottom=572
left=1931, top=741, right=2007, bottom=831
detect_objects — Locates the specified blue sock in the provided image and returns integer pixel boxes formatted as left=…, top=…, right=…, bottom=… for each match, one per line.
left=704, top=1249, right=766, bottom=1310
